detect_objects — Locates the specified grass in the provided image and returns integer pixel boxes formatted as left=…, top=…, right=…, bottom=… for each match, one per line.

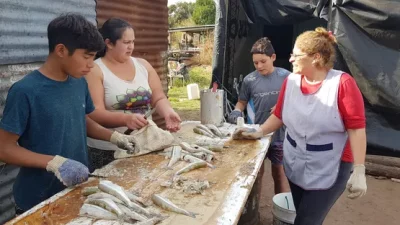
left=168, top=66, right=212, bottom=110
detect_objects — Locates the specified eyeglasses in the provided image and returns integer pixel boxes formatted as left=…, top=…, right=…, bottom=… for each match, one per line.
left=290, top=53, right=308, bottom=59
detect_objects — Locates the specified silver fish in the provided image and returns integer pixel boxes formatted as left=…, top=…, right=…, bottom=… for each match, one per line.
left=195, top=124, right=216, bottom=137
left=190, top=144, right=215, bottom=155
left=205, top=124, right=224, bottom=137
left=183, top=154, right=215, bottom=169
left=84, top=198, right=124, bottom=217
left=191, top=152, right=208, bottom=160
left=98, top=180, right=132, bottom=206
left=79, top=203, right=118, bottom=220
left=65, top=217, right=94, bottom=225
left=193, top=127, right=214, bottom=138
left=92, top=220, right=133, bottom=225
left=133, top=217, right=163, bottom=225
left=82, top=186, right=100, bottom=196
left=206, top=154, right=214, bottom=163
left=117, top=203, right=148, bottom=222
left=124, top=191, right=147, bottom=207
left=175, top=161, right=207, bottom=176
left=152, top=194, right=196, bottom=218
left=167, top=146, right=182, bottom=169
left=87, top=192, right=124, bottom=204
left=179, top=142, right=202, bottom=154
left=99, top=180, right=151, bottom=217
left=207, top=144, right=225, bottom=152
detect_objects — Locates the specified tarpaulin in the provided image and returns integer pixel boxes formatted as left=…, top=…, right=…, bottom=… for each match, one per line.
left=213, top=0, right=400, bottom=155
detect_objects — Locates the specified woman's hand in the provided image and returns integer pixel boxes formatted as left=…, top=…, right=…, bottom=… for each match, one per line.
left=165, top=110, right=181, bottom=132
left=125, top=113, right=148, bottom=130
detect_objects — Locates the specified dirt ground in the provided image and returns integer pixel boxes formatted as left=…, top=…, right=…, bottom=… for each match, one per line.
left=176, top=109, right=400, bottom=225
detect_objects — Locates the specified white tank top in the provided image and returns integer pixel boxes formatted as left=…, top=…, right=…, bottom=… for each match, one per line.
left=87, top=57, right=152, bottom=151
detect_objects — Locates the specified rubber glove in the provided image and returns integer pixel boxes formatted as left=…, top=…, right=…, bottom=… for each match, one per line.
left=46, top=155, right=89, bottom=187
left=109, top=131, right=137, bottom=154
left=228, top=110, right=243, bottom=124
left=346, top=164, right=367, bottom=199
left=232, top=127, right=263, bottom=140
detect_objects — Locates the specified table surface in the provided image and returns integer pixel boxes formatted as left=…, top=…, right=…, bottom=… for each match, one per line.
left=6, top=121, right=271, bottom=225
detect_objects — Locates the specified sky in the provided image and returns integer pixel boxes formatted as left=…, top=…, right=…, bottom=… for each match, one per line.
left=168, top=0, right=196, bottom=6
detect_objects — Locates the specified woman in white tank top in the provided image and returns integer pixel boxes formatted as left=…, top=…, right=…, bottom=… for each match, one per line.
left=85, top=18, right=181, bottom=170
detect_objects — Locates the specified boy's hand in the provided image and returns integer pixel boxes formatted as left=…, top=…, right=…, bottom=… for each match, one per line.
left=46, top=155, right=89, bottom=187
left=228, top=110, right=243, bottom=124
left=109, top=131, right=137, bottom=154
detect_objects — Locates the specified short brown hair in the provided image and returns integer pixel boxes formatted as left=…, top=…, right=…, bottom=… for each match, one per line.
left=295, top=27, right=337, bottom=69
left=250, top=37, right=275, bottom=57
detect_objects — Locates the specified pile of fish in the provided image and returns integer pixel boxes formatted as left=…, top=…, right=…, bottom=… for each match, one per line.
left=192, top=124, right=229, bottom=138
left=160, top=141, right=225, bottom=174
left=67, top=180, right=162, bottom=225
left=67, top=180, right=199, bottom=225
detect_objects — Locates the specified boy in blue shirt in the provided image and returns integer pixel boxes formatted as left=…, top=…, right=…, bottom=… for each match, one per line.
left=0, top=14, right=138, bottom=213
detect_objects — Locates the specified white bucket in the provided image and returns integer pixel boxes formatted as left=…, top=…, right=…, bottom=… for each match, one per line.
left=272, top=192, right=296, bottom=225
left=200, top=89, right=224, bottom=127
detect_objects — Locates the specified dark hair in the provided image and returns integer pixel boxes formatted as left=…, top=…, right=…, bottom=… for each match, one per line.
left=250, top=37, right=275, bottom=57
left=48, top=13, right=104, bottom=55
left=96, top=18, right=133, bottom=58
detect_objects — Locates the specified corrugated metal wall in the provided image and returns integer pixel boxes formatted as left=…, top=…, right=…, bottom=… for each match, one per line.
left=0, top=165, right=19, bottom=224
left=0, top=0, right=97, bottom=65
left=0, top=1, right=97, bottom=224
left=96, top=0, right=169, bottom=94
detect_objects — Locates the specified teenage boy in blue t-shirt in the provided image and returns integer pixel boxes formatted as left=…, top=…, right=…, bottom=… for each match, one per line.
left=0, top=14, right=138, bottom=213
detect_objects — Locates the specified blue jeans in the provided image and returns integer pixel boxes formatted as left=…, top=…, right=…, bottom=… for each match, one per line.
left=289, top=161, right=353, bottom=225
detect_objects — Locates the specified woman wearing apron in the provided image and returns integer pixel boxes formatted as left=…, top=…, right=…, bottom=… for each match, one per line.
left=85, top=18, right=181, bottom=171
left=235, top=27, right=367, bottom=225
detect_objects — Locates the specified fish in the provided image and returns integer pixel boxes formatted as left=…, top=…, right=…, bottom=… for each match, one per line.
left=98, top=180, right=151, bottom=217
left=92, top=220, right=133, bottom=225
left=205, top=124, right=224, bottom=137
left=207, top=144, right=225, bottom=152
left=179, top=142, right=204, bottom=154
left=116, top=203, right=148, bottom=222
left=175, top=161, right=207, bottom=176
left=193, top=127, right=214, bottom=138
left=133, top=217, right=163, bottom=225
left=190, top=144, right=215, bottom=155
left=79, top=203, right=118, bottom=220
left=65, top=217, right=94, bottom=225
left=82, top=186, right=100, bottom=196
left=195, top=124, right=216, bottom=137
left=152, top=194, right=197, bottom=218
left=182, top=154, right=215, bottom=169
left=98, top=180, right=132, bottom=206
left=84, top=198, right=124, bottom=217
left=124, top=191, right=147, bottom=207
left=206, top=154, right=214, bottom=163
left=167, top=146, right=182, bottom=169
left=191, top=152, right=208, bottom=160
left=87, top=192, right=124, bottom=204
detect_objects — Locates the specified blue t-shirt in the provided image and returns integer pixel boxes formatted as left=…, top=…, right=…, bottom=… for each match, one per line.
left=0, top=70, right=95, bottom=211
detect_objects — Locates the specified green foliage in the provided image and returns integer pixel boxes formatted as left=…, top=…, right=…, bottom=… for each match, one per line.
left=168, top=2, right=195, bottom=28
left=192, top=0, right=216, bottom=25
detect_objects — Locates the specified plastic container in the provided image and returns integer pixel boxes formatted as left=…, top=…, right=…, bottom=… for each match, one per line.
left=272, top=192, right=296, bottom=225
left=187, top=83, right=200, bottom=100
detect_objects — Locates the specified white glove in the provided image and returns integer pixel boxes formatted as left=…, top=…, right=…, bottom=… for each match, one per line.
left=109, top=131, right=138, bottom=154
left=232, top=127, right=263, bottom=140
left=346, top=164, right=367, bottom=199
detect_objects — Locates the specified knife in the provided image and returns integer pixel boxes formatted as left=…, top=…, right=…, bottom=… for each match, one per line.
left=124, top=107, right=156, bottom=135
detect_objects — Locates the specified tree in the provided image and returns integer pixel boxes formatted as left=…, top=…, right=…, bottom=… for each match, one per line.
left=192, top=0, right=216, bottom=25
left=168, top=2, right=195, bottom=28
